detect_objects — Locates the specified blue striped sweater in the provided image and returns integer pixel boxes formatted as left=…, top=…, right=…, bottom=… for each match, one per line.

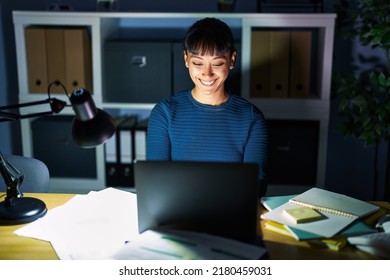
left=146, top=90, right=268, bottom=196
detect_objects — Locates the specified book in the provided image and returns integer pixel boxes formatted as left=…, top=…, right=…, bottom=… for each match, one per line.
left=264, top=220, right=319, bottom=240
left=310, top=238, right=348, bottom=252
left=289, top=187, right=380, bottom=219
left=262, top=194, right=377, bottom=252
left=261, top=194, right=377, bottom=241
left=264, top=220, right=348, bottom=251
left=283, top=207, right=324, bottom=224
left=264, top=221, right=295, bottom=238
left=261, top=188, right=380, bottom=238
left=261, top=194, right=377, bottom=237
left=260, top=194, right=296, bottom=211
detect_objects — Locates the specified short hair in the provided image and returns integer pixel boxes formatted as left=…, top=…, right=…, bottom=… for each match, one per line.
left=183, top=17, right=236, bottom=56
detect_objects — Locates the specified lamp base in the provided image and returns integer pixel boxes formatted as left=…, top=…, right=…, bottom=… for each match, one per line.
left=0, top=197, right=47, bottom=225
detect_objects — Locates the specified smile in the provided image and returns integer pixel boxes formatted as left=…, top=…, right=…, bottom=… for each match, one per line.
left=200, top=79, right=216, bottom=86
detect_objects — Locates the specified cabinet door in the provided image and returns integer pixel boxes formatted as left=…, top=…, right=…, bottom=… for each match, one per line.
left=104, top=41, right=172, bottom=103
left=31, top=115, right=97, bottom=179
left=267, top=119, right=319, bottom=185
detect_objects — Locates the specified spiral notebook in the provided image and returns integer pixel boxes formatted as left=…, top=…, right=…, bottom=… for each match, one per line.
left=289, top=188, right=379, bottom=219
left=261, top=188, right=380, bottom=238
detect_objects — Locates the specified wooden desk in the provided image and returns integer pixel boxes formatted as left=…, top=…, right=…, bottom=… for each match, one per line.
left=0, top=193, right=75, bottom=260
left=0, top=193, right=386, bottom=260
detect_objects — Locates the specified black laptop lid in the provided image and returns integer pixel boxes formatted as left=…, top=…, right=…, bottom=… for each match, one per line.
left=134, top=160, right=259, bottom=242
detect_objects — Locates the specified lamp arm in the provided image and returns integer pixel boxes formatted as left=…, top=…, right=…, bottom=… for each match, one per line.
left=0, top=152, right=23, bottom=206
left=0, top=98, right=67, bottom=122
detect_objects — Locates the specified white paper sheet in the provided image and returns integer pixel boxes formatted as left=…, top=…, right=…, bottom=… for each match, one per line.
left=15, top=188, right=140, bottom=259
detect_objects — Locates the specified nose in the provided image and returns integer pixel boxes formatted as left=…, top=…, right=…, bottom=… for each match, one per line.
left=202, top=64, right=214, bottom=77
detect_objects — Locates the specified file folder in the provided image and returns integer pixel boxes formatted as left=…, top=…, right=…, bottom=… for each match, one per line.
left=250, top=30, right=290, bottom=98
left=250, top=30, right=271, bottom=98
left=269, top=31, right=290, bottom=98
left=118, top=116, right=137, bottom=187
left=104, top=116, right=137, bottom=187
left=290, top=31, right=312, bottom=98
left=46, top=28, right=66, bottom=93
left=64, top=28, right=92, bottom=92
left=105, top=117, right=126, bottom=187
left=25, top=27, right=92, bottom=94
left=104, top=131, right=119, bottom=186
left=25, top=27, right=48, bottom=93
left=134, top=119, right=148, bottom=161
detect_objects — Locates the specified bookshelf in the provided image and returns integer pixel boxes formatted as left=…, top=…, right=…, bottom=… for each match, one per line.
left=12, top=11, right=336, bottom=194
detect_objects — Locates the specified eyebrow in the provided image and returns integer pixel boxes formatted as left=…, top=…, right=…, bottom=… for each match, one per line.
left=190, top=54, right=227, bottom=60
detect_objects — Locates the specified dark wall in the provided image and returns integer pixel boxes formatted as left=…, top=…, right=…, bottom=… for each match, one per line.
left=0, top=0, right=387, bottom=200
left=0, top=0, right=45, bottom=156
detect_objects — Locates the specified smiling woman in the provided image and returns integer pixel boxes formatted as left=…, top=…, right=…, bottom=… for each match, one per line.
left=146, top=17, right=269, bottom=197
left=183, top=18, right=236, bottom=105
left=184, top=50, right=233, bottom=105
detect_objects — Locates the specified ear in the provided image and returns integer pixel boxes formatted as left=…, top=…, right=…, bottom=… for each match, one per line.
left=230, top=51, right=237, bottom=69
left=183, top=51, right=189, bottom=68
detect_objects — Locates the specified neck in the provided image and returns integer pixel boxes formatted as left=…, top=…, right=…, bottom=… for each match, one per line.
left=191, top=89, right=228, bottom=106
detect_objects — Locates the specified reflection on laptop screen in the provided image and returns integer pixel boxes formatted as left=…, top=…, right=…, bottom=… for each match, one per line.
left=134, top=160, right=260, bottom=243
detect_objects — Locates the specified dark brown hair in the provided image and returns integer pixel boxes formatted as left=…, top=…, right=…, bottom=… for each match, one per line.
left=183, top=17, right=236, bottom=56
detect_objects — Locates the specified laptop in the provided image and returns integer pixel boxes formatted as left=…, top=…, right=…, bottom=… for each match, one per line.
left=134, top=160, right=260, bottom=243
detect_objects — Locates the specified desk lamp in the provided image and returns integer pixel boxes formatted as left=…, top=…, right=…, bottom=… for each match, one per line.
left=0, top=81, right=116, bottom=225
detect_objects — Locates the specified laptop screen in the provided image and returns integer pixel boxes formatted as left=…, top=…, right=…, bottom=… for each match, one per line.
left=134, top=160, right=260, bottom=243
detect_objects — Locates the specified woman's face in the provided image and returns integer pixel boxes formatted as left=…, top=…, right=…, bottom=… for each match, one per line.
left=184, top=50, right=236, bottom=96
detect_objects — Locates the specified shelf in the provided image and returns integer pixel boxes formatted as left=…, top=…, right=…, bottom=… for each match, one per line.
left=13, top=11, right=336, bottom=194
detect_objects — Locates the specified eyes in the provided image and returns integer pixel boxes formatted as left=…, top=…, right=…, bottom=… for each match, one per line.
left=191, top=60, right=226, bottom=67
left=185, top=51, right=236, bottom=70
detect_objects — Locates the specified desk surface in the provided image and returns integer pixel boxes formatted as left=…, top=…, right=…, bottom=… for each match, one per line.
left=0, top=192, right=387, bottom=260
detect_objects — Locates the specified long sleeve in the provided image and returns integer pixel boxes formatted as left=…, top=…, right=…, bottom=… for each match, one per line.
left=146, top=99, right=171, bottom=160
left=244, top=106, right=268, bottom=197
left=146, top=90, right=268, bottom=197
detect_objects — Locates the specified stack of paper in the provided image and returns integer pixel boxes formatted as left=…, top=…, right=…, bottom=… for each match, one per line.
left=260, top=188, right=379, bottom=250
left=15, top=188, right=140, bottom=259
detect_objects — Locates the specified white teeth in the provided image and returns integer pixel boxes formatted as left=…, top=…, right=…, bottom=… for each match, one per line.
left=201, top=80, right=215, bottom=86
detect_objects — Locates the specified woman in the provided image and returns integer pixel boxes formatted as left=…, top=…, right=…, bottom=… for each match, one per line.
left=146, top=17, right=268, bottom=197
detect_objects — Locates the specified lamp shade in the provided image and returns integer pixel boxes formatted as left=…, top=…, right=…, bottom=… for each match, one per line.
left=0, top=84, right=117, bottom=225
left=69, top=88, right=116, bottom=148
